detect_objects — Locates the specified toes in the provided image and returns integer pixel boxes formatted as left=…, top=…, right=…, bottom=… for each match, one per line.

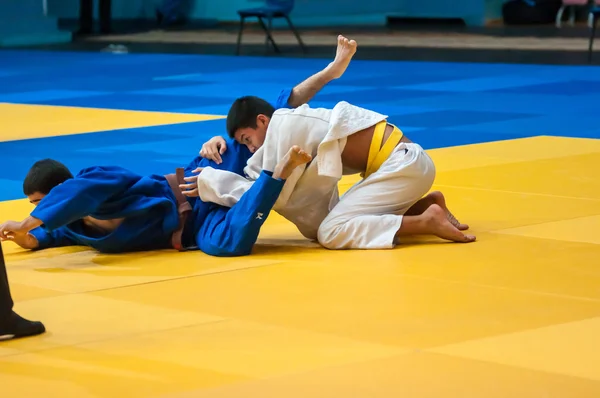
left=454, top=232, right=475, bottom=243
left=464, top=235, right=476, bottom=243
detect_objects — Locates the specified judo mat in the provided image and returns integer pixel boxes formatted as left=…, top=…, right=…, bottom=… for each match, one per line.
left=1, top=49, right=600, bottom=397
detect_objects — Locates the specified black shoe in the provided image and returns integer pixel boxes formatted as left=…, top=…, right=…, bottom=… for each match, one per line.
left=0, top=311, right=45, bottom=341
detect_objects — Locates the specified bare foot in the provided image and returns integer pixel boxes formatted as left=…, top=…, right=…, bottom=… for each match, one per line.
left=325, top=35, right=358, bottom=79
left=273, top=146, right=312, bottom=180
left=423, top=204, right=476, bottom=243
left=421, top=191, right=469, bottom=231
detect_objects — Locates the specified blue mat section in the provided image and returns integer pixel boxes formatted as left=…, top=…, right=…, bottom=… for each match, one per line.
left=1, top=49, right=600, bottom=201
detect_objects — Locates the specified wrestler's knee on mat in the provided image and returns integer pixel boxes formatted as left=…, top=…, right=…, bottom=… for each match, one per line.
left=406, top=152, right=436, bottom=203
left=317, top=218, right=347, bottom=250
left=421, top=151, right=436, bottom=190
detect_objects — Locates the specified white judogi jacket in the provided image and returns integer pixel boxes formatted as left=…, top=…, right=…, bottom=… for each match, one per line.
left=197, top=101, right=387, bottom=239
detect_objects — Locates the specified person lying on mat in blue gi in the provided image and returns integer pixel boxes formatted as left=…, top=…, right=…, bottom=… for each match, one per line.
left=0, top=35, right=358, bottom=256
left=0, top=146, right=311, bottom=257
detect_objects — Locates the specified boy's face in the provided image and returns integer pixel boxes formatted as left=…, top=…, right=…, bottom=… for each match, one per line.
left=27, top=192, right=45, bottom=206
left=234, top=114, right=270, bottom=153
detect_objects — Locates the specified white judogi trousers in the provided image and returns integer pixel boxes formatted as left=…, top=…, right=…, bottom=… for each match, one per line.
left=317, top=142, right=436, bottom=250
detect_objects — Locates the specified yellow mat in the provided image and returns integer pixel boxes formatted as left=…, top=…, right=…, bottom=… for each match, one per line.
left=2, top=129, right=600, bottom=396
left=0, top=103, right=223, bottom=142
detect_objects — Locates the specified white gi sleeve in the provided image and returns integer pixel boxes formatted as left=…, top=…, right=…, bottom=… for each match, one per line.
left=196, top=167, right=253, bottom=207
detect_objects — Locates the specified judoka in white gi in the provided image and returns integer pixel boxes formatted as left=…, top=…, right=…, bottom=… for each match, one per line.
left=192, top=45, right=475, bottom=250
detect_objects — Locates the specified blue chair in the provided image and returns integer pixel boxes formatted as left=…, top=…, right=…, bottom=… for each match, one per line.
left=236, top=0, right=307, bottom=55
left=590, top=7, right=600, bottom=62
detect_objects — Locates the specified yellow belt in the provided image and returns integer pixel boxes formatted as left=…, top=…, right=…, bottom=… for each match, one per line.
left=364, top=121, right=403, bottom=179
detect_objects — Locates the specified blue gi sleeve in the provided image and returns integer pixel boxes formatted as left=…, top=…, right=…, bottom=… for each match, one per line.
left=186, top=139, right=253, bottom=177
left=197, top=171, right=284, bottom=257
left=29, top=226, right=76, bottom=250
left=272, top=87, right=293, bottom=110
left=183, top=155, right=205, bottom=177
left=31, top=166, right=138, bottom=231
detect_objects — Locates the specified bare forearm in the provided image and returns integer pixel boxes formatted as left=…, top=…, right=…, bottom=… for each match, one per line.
left=20, top=216, right=44, bottom=233
left=11, top=233, right=39, bottom=250
left=287, top=68, right=336, bottom=108
left=0, top=216, right=42, bottom=249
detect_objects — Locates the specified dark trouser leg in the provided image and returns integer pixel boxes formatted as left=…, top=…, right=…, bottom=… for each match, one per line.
left=197, top=171, right=284, bottom=257
left=79, top=0, right=93, bottom=34
left=99, top=0, right=112, bottom=34
left=0, top=243, right=14, bottom=319
left=0, top=243, right=46, bottom=341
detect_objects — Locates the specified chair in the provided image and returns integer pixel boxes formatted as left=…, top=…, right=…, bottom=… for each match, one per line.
left=556, top=0, right=588, bottom=27
left=589, top=6, right=600, bottom=62
left=235, top=0, right=307, bottom=55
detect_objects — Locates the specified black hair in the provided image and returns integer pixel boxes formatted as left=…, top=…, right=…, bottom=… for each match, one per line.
left=23, top=159, right=73, bottom=196
left=226, top=96, right=275, bottom=138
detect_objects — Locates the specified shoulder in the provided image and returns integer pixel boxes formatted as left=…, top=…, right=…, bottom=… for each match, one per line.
left=75, top=165, right=132, bottom=178
left=274, top=104, right=330, bottom=119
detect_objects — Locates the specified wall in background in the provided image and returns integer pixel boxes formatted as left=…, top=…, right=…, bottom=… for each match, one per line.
left=485, top=0, right=506, bottom=20
left=0, top=0, right=71, bottom=47
left=46, top=0, right=504, bottom=27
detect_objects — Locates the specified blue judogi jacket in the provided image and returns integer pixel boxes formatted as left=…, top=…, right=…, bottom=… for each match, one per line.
left=30, top=167, right=180, bottom=253
left=29, top=88, right=293, bottom=253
